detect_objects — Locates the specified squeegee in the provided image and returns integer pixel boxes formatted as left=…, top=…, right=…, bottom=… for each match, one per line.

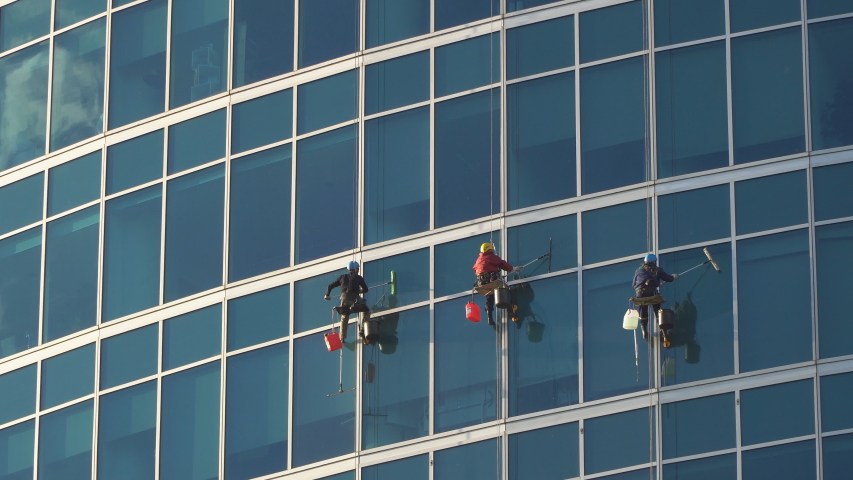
left=677, top=247, right=723, bottom=276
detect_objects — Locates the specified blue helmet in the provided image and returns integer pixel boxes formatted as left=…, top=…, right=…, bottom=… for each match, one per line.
left=348, top=260, right=360, bottom=270
left=644, top=253, right=657, bottom=263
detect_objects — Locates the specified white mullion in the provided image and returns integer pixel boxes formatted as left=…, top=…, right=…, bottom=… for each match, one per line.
left=159, top=123, right=168, bottom=305
left=800, top=0, right=812, bottom=153
left=96, top=149, right=106, bottom=326
left=292, top=0, right=299, bottom=73
left=428, top=280, right=435, bottom=437
left=154, top=319, right=163, bottom=480
left=578, top=418, right=585, bottom=478
left=290, top=101, right=297, bottom=269
left=226, top=0, right=235, bottom=93
left=37, top=172, right=48, bottom=349
left=724, top=0, right=734, bottom=167
left=44, top=0, right=56, bottom=157
left=730, top=181, right=739, bottom=376
left=429, top=47, right=435, bottom=231
left=218, top=299, right=227, bottom=480
left=287, top=283, right=295, bottom=470
left=164, top=0, right=173, bottom=112
left=735, top=390, right=742, bottom=480
left=91, top=337, right=102, bottom=480
left=223, top=104, right=233, bottom=287
left=574, top=13, right=581, bottom=198
left=32, top=360, right=43, bottom=480
left=101, top=6, right=112, bottom=135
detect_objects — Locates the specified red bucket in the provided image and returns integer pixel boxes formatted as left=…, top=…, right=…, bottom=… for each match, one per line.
left=324, top=331, right=342, bottom=351
left=465, top=302, right=481, bottom=322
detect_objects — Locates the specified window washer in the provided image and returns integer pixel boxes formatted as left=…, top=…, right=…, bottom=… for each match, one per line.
left=324, top=261, right=370, bottom=342
left=632, top=253, right=678, bottom=340
left=473, top=243, right=522, bottom=326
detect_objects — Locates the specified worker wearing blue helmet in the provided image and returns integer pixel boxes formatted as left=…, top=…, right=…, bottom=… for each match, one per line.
left=632, top=253, right=678, bottom=339
left=325, top=260, right=370, bottom=342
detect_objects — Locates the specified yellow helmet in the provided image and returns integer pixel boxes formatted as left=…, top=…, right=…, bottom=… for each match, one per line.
left=480, top=243, right=494, bottom=253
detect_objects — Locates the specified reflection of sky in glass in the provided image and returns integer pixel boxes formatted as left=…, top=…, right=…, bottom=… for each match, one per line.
left=0, top=41, right=48, bottom=170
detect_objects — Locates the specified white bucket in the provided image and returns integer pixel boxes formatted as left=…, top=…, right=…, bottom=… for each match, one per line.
left=623, top=309, right=639, bottom=330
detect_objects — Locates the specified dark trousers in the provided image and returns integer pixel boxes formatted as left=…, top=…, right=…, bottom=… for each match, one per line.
left=337, top=295, right=370, bottom=340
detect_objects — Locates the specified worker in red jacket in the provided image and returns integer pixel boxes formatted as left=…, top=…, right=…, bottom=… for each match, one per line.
left=473, top=243, right=521, bottom=325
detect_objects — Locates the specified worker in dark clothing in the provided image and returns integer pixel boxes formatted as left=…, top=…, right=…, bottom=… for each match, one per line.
left=473, top=243, right=521, bottom=326
left=325, top=261, right=370, bottom=342
left=632, top=253, right=678, bottom=340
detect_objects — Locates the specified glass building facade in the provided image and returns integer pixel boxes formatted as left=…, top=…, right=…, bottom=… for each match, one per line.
left=0, top=0, right=851, bottom=478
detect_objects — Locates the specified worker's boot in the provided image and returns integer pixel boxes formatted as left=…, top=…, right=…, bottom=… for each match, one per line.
left=640, top=320, right=648, bottom=340
left=486, top=310, right=495, bottom=326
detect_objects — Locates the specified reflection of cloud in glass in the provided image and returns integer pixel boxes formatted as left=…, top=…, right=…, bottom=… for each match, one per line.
left=0, top=0, right=51, bottom=51
left=0, top=44, right=48, bottom=170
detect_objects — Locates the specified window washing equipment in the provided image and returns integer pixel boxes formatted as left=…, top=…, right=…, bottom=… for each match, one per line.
left=494, top=286, right=512, bottom=309
left=677, top=247, right=723, bottom=277
left=362, top=319, right=381, bottom=343
left=513, top=238, right=553, bottom=277
left=324, top=331, right=342, bottom=352
left=623, top=309, right=640, bottom=330
left=327, top=307, right=355, bottom=397
left=466, top=292, right=481, bottom=322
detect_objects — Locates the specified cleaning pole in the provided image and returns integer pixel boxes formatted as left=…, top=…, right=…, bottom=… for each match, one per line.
left=677, top=247, right=723, bottom=276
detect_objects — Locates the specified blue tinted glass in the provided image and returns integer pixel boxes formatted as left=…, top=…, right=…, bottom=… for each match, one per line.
left=294, top=269, right=346, bottom=333
left=663, top=454, right=737, bottom=480
left=658, top=185, right=730, bottom=249
left=293, top=333, right=355, bottom=467
left=656, top=41, right=729, bottom=177
left=434, top=440, right=499, bottom=480
left=583, top=261, right=651, bottom=400
left=0, top=173, right=43, bottom=236
left=809, top=0, right=853, bottom=18
left=55, top=0, right=106, bottom=30
left=600, top=469, right=657, bottom=480
left=580, top=1, right=643, bottom=63
left=228, top=145, right=291, bottom=282
left=730, top=0, right=800, bottom=33
left=737, top=230, right=811, bottom=371
left=434, top=233, right=499, bottom=298
left=108, top=0, right=166, bottom=129
left=821, top=372, right=853, bottom=431
left=506, top=16, right=573, bottom=80
left=227, top=286, right=289, bottom=351
left=741, top=379, right=814, bottom=445
left=662, top=394, right=735, bottom=459
left=97, top=382, right=156, bottom=480
left=297, top=70, right=357, bottom=135
left=160, top=362, right=220, bottom=480
left=585, top=409, right=654, bottom=474
left=809, top=18, right=853, bottom=151
left=659, top=245, right=734, bottom=386
left=164, top=165, right=225, bottom=301
left=742, top=441, right=816, bottom=480
left=435, top=34, right=499, bottom=97
left=233, top=0, right=294, bottom=88
left=99, top=324, right=158, bottom=390
left=47, top=152, right=100, bottom=216
left=732, top=28, right=805, bottom=163
left=163, top=305, right=221, bottom=370
left=435, top=90, right=500, bottom=228
left=169, top=0, right=228, bottom=108
left=0, top=365, right=36, bottom=425
left=735, top=171, right=808, bottom=235
left=509, top=274, right=578, bottom=416
left=583, top=200, right=646, bottom=265
left=655, top=0, right=725, bottom=46
left=816, top=222, right=853, bottom=358
left=814, top=162, right=853, bottom=221
left=106, top=130, right=163, bottom=195
left=365, top=52, right=429, bottom=115
left=507, top=215, right=576, bottom=277
left=40, top=344, right=95, bottom=410
left=232, top=90, right=293, bottom=154
left=362, top=307, right=429, bottom=448
left=225, top=343, right=288, bottom=479
left=824, top=434, right=853, bottom=480
left=0, top=0, right=50, bottom=52
left=508, top=73, right=576, bottom=209
left=581, top=57, right=646, bottom=193
left=366, top=0, right=429, bottom=48
left=507, top=0, right=561, bottom=13
left=0, top=421, right=34, bottom=479
left=362, top=455, right=428, bottom=480
left=0, top=228, right=41, bottom=359
left=364, top=107, right=429, bottom=244
left=509, top=423, right=579, bottom=480
left=167, top=109, right=226, bottom=174
left=102, top=186, right=161, bottom=321
left=0, top=41, right=48, bottom=170
left=364, top=250, right=429, bottom=312
left=435, top=0, right=499, bottom=31
left=298, top=0, right=358, bottom=68
left=50, top=19, right=106, bottom=152
left=435, top=298, right=497, bottom=432
left=295, top=126, right=357, bottom=263
left=38, top=400, right=92, bottom=480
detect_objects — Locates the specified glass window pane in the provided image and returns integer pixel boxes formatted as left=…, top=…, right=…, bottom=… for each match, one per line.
left=581, top=57, right=646, bottom=193
left=732, top=28, right=805, bottom=164
left=808, top=0, right=853, bottom=18
left=364, top=107, right=429, bottom=244
left=365, top=52, right=429, bottom=116
left=55, top=0, right=106, bottom=30
left=40, top=344, right=95, bottom=410
left=160, top=362, right=220, bottom=480
left=435, top=298, right=497, bottom=432
left=0, top=0, right=50, bottom=53
left=509, top=274, right=579, bottom=416
left=167, top=109, right=225, bottom=174
left=434, top=440, right=499, bottom=480
left=662, top=394, right=735, bottom=459
left=583, top=200, right=646, bottom=265
left=47, top=151, right=100, bottom=216
left=742, top=379, right=814, bottom=445
left=737, top=229, right=811, bottom=371
left=656, top=41, right=729, bottom=178
left=507, top=16, right=573, bottom=81
left=163, top=305, right=221, bottom=370
left=366, top=0, right=429, bottom=48
left=99, top=324, right=158, bottom=390
left=435, top=34, right=499, bottom=98
left=742, top=441, right=816, bottom=480
left=507, top=215, right=576, bottom=278
left=297, top=70, right=357, bottom=135
left=295, top=126, right=357, bottom=263
left=809, top=17, right=853, bottom=151
left=169, top=0, right=228, bottom=108
left=102, top=186, right=162, bottom=321
left=507, top=0, right=559, bottom=12
left=298, top=0, right=358, bottom=68
left=824, top=433, right=853, bottom=480
left=0, top=173, right=43, bottom=236
left=508, top=72, right=576, bottom=209
left=362, top=307, right=429, bottom=448
left=227, top=286, right=289, bottom=351
left=364, top=249, right=429, bottom=312
left=663, top=454, right=737, bottom=480
left=0, top=41, right=49, bottom=170
left=233, top=0, right=294, bottom=88
left=228, top=145, right=291, bottom=282
left=0, top=228, right=41, bottom=359
left=0, top=421, right=34, bottom=479
left=164, top=164, right=225, bottom=301
left=97, top=381, right=156, bottom=480
left=38, top=400, right=92, bottom=480
left=585, top=409, right=654, bottom=475
left=654, top=0, right=724, bottom=47
left=293, top=333, right=355, bottom=467
left=580, top=1, right=643, bottom=63
left=814, top=162, right=853, bottom=221
left=434, top=233, right=499, bottom=298
left=435, top=90, right=500, bottom=228
left=232, top=90, right=292, bottom=154
left=294, top=269, right=346, bottom=333
left=434, top=0, right=498, bottom=31
left=816, top=222, right=853, bottom=358
left=362, top=455, right=428, bottom=480
left=730, top=0, right=800, bottom=33
left=820, top=372, right=853, bottom=432
left=225, top=343, right=288, bottom=480
left=50, top=19, right=106, bottom=152
left=658, top=185, right=730, bottom=249
left=108, top=0, right=167, bottom=129
left=0, top=365, right=36, bottom=425
left=735, top=171, right=808, bottom=235
left=106, top=130, right=163, bottom=195
left=509, top=423, right=579, bottom=480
